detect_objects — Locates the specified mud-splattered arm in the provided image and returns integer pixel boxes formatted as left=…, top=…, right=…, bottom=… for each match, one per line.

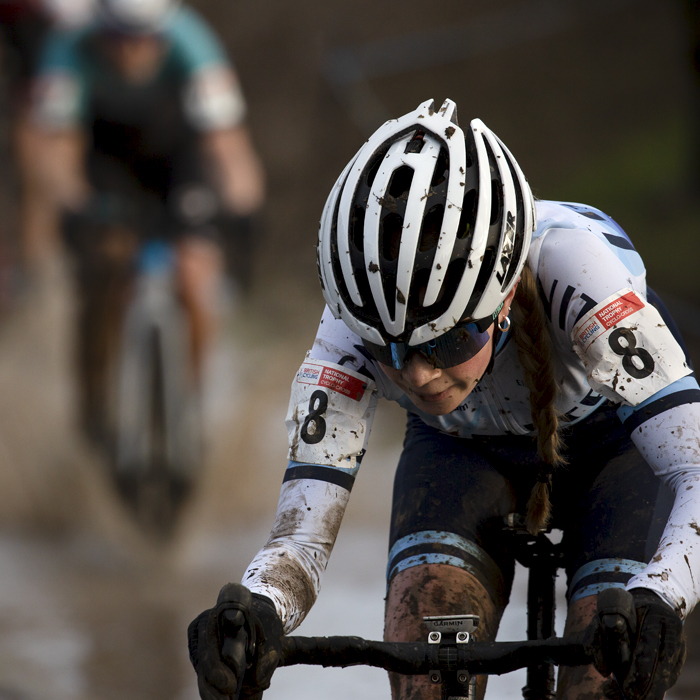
left=241, top=346, right=380, bottom=633
left=623, top=399, right=700, bottom=620
left=242, top=467, right=355, bottom=633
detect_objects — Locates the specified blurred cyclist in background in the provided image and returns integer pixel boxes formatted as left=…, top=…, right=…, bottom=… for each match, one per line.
left=28, top=0, right=265, bottom=437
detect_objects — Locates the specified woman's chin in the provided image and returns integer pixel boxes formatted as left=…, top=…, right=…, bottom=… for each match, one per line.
left=410, top=393, right=465, bottom=416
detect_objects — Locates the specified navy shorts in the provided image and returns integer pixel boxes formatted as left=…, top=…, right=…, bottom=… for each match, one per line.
left=387, top=404, right=674, bottom=611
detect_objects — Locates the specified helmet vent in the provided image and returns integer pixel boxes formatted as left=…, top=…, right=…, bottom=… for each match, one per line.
left=365, top=146, right=388, bottom=190
left=457, top=189, right=477, bottom=240
left=380, top=213, right=402, bottom=262
left=410, top=257, right=467, bottom=317
left=465, top=147, right=474, bottom=169
left=418, top=204, right=443, bottom=252
left=388, top=166, right=414, bottom=199
left=430, top=149, right=449, bottom=187
left=350, top=205, right=365, bottom=253
left=490, top=178, right=503, bottom=226
left=464, top=247, right=496, bottom=318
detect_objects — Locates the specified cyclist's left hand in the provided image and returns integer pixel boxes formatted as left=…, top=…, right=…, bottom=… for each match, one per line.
left=188, top=583, right=284, bottom=700
left=585, top=587, right=686, bottom=700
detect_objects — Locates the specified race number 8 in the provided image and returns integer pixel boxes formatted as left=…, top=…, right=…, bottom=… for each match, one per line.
left=301, top=390, right=328, bottom=444
left=608, top=328, right=655, bottom=379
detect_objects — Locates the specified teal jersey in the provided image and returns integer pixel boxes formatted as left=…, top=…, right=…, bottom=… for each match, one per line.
left=33, top=4, right=246, bottom=131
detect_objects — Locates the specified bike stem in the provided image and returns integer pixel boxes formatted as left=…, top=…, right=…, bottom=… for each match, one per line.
left=424, top=615, right=480, bottom=700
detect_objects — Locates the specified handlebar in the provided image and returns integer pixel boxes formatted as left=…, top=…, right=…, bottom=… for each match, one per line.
left=279, top=634, right=591, bottom=676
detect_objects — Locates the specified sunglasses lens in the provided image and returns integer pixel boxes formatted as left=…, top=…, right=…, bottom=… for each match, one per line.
left=362, top=321, right=492, bottom=369
left=428, top=322, right=491, bottom=367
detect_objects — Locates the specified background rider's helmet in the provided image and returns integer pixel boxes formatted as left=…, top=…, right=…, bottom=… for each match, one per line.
left=97, top=0, right=180, bottom=34
left=42, top=0, right=95, bottom=29
left=317, top=98, right=535, bottom=350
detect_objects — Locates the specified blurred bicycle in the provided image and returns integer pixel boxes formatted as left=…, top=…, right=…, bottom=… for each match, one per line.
left=67, top=191, right=211, bottom=538
left=113, top=236, right=202, bottom=537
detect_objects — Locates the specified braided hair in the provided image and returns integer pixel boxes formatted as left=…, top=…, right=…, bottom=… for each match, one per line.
left=510, top=263, right=567, bottom=535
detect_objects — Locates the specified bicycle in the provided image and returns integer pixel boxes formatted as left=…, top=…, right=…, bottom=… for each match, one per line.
left=217, top=517, right=645, bottom=700
left=67, top=193, right=203, bottom=539
left=111, top=236, right=203, bottom=539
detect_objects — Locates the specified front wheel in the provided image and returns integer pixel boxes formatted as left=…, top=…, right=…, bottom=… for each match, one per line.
left=114, top=272, right=203, bottom=540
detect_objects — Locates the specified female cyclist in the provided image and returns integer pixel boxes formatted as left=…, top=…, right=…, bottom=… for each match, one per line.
left=188, top=99, right=696, bottom=699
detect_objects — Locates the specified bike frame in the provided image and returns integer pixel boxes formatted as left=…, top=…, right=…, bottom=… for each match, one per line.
left=114, top=237, right=202, bottom=537
left=504, top=516, right=566, bottom=699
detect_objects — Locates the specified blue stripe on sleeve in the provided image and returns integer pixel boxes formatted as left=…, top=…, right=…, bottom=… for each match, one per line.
left=617, top=375, right=700, bottom=432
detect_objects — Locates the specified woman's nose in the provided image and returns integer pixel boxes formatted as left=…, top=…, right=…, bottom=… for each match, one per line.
left=401, top=353, right=441, bottom=388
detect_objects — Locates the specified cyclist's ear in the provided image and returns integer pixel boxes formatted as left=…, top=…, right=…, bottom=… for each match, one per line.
left=498, top=277, right=520, bottom=324
left=496, top=277, right=520, bottom=326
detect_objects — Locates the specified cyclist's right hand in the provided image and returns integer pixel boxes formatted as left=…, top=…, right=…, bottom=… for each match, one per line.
left=188, top=583, right=284, bottom=700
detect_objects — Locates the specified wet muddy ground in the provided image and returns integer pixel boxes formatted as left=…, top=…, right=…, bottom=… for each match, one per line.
left=0, top=260, right=403, bottom=700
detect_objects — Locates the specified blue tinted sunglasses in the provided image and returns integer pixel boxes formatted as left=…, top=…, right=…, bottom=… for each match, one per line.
left=362, top=315, right=496, bottom=370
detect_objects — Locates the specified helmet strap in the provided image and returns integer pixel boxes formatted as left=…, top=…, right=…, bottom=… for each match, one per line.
left=482, top=303, right=505, bottom=376
left=484, top=302, right=508, bottom=375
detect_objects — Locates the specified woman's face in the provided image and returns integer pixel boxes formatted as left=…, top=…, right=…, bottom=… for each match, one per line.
left=379, top=324, right=495, bottom=416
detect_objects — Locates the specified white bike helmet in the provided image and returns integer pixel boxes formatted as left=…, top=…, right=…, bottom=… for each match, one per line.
left=97, top=0, right=180, bottom=34
left=317, top=98, right=535, bottom=361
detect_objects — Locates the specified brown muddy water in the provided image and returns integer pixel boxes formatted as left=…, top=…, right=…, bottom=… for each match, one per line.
left=0, top=261, right=695, bottom=700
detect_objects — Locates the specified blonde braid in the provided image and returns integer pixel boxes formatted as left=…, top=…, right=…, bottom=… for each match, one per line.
left=510, top=263, right=567, bottom=535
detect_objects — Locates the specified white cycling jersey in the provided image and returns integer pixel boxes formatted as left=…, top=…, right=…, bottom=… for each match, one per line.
left=244, top=201, right=700, bottom=632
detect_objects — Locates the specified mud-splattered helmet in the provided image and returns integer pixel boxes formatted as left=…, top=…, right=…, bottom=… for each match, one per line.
left=317, top=98, right=535, bottom=354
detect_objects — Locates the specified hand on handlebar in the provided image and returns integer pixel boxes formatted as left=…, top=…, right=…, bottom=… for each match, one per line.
left=188, top=583, right=284, bottom=700
left=584, top=587, right=685, bottom=700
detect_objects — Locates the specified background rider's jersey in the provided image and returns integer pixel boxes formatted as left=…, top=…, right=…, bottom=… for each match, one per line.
left=244, top=200, right=700, bottom=632
left=31, top=4, right=246, bottom=134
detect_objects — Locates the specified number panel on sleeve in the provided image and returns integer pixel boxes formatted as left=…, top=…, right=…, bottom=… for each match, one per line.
left=286, top=359, right=375, bottom=466
left=572, top=289, right=691, bottom=405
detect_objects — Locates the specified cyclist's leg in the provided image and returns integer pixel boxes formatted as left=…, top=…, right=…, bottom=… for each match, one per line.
left=175, top=233, right=223, bottom=383
left=70, top=154, right=146, bottom=441
left=384, top=415, right=519, bottom=700
left=555, top=420, right=674, bottom=699
left=70, top=219, right=137, bottom=441
left=386, top=566, right=500, bottom=700
left=167, top=146, right=226, bottom=383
